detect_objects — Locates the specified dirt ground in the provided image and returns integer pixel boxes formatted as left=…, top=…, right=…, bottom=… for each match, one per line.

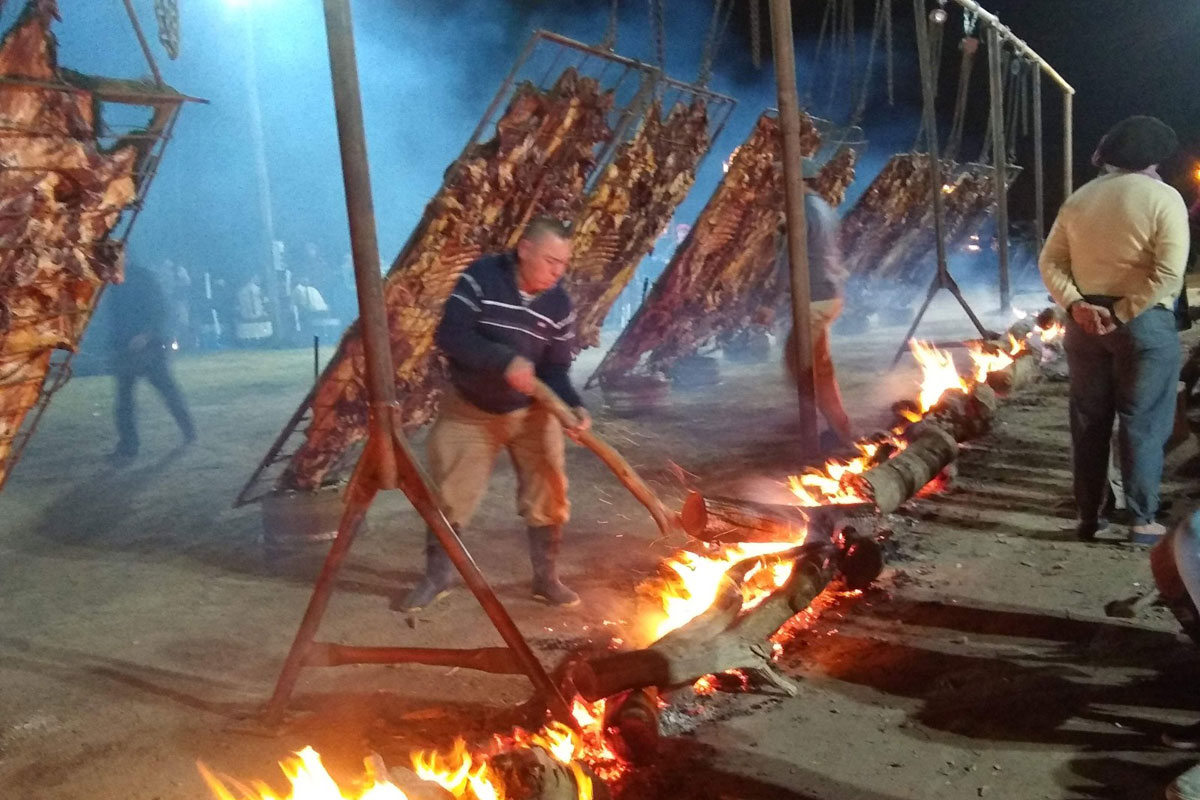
left=3, top=290, right=1200, bottom=800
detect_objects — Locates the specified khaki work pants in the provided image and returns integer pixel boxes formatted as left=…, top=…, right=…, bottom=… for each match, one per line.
left=427, top=390, right=569, bottom=529
left=784, top=297, right=853, bottom=441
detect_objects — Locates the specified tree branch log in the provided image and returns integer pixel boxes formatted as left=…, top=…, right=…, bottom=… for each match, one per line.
left=532, top=380, right=676, bottom=535
left=573, top=544, right=837, bottom=701
left=850, top=425, right=958, bottom=514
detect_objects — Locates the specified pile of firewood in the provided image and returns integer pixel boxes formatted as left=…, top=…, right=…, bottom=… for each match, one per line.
left=0, top=2, right=143, bottom=484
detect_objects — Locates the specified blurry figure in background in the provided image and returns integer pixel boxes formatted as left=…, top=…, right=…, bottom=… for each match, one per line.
left=107, top=264, right=196, bottom=460
left=782, top=163, right=855, bottom=448
left=235, top=274, right=273, bottom=347
left=160, top=259, right=192, bottom=351
left=1039, top=115, right=1188, bottom=545
left=291, top=274, right=331, bottom=339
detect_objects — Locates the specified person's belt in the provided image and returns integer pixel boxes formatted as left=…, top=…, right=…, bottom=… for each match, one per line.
left=1081, top=293, right=1173, bottom=313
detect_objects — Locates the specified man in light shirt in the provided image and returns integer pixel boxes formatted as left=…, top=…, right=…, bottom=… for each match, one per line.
left=1039, top=116, right=1189, bottom=545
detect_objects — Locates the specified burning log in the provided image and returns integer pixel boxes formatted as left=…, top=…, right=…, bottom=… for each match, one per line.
left=531, top=380, right=676, bottom=535
left=573, top=543, right=838, bottom=701
left=985, top=352, right=1040, bottom=394
left=488, top=747, right=610, bottom=800
left=679, top=490, right=871, bottom=544
left=849, top=425, right=958, bottom=515
left=602, top=687, right=660, bottom=765
left=921, top=382, right=998, bottom=442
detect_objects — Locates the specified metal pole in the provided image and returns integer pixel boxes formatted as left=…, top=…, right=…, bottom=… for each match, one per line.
left=243, top=8, right=286, bottom=346
left=121, top=0, right=164, bottom=87
left=986, top=25, right=1011, bottom=313
left=317, top=0, right=574, bottom=727
left=913, top=0, right=951, bottom=303
left=1063, top=91, right=1074, bottom=197
left=321, top=0, right=398, bottom=489
left=1031, top=65, right=1045, bottom=254
left=942, top=0, right=1073, bottom=94
left=768, top=0, right=819, bottom=459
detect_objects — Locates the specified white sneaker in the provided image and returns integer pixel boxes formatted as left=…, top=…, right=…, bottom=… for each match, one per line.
left=1131, top=521, right=1168, bottom=545
left=1167, top=761, right=1200, bottom=800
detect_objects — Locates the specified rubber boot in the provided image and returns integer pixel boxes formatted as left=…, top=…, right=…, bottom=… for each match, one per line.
left=528, top=525, right=580, bottom=607
left=400, top=529, right=457, bottom=611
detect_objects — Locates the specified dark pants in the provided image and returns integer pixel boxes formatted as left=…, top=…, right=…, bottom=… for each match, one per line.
left=114, top=348, right=195, bottom=455
left=1065, top=306, right=1180, bottom=526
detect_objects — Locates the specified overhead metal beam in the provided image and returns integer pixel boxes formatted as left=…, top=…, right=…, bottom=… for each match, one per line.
left=944, top=0, right=1074, bottom=94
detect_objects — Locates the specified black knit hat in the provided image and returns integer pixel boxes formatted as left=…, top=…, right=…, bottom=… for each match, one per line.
left=1095, top=116, right=1178, bottom=171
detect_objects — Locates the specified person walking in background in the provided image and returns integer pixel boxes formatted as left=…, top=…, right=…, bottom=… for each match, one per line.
left=1039, top=115, right=1189, bottom=545
left=782, top=161, right=855, bottom=448
left=107, top=264, right=196, bottom=461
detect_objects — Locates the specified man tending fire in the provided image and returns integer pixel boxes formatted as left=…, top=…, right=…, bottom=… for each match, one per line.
left=401, top=217, right=592, bottom=611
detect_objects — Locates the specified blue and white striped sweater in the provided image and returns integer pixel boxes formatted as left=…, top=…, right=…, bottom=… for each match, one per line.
left=436, top=251, right=583, bottom=414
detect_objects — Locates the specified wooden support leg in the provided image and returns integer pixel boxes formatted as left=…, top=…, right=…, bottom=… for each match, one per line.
left=260, top=455, right=378, bottom=727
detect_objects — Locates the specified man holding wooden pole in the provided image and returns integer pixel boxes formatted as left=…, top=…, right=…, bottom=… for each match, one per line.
left=401, top=217, right=592, bottom=611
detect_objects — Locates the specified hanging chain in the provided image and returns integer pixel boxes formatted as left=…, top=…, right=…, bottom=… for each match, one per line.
left=602, top=0, right=619, bottom=50
left=698, top=0, right=733, bottom=86
left=944, top=34, right=978, bottom=161
left=154, top=0, right=180, bottom=60
left=849, top=0, right=886, bottom=127
left=805, top=0, right=835, bottom=107
left=825, top=0, right=847, bottom=111
left=884, top=0, right=894, bottom=104
left=648, top=0, right=666, bottom=69
left=963, top=9, right=979, bottom=35
left=750, top=0, right=762, bottom=69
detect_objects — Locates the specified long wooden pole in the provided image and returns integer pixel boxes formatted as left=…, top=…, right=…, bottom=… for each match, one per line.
left=768, top=0, right=819, bottom=458
left=986, top=26, right=1011, bottom=313
left=531, top=381, right=675, bottom=535
left=1032, top=66, right=1045, bottom=253
left=1063, top=92, right=1074, bottom=197
left=263, top=0, right=573, bottom=729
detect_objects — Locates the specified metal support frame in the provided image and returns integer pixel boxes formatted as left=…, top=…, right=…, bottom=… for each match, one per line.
left=768, top=0, right=819, bottom=458
left=891, top=0, right=992, bottom=367
left=260, top=0, right=573, bottom=730
left=986, top=25, right=1010, bottom=313
left=943, top=0, right=1075, bottom=270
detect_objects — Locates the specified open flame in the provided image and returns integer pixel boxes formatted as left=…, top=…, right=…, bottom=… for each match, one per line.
left=965, top=334, right=1025, bottom=383
left=651, top=540, right=801, bottom=640
left=199, top=747, right=409, bottom=800
left=909, top=340, right=969, bottom=412
left=1039, top=321, right=1064, bottom=344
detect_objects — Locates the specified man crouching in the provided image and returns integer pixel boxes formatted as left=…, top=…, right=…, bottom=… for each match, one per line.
left=401, top=217, right=591, bottom=611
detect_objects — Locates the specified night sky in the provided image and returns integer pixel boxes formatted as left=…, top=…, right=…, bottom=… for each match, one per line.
left=15, top=0, right=1199, bottom=289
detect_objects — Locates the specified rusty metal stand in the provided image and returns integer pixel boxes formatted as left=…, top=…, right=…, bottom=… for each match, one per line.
left=260, top=0, right=572, bottom=729
left=890, top=0, right=993, bottom=367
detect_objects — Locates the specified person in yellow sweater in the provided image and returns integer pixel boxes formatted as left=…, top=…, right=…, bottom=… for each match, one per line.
left=1039, top=116, right=1189, bottom=545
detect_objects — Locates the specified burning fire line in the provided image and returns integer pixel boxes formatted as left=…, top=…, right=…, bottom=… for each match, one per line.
left=199, top=314, right=1066, bottom=800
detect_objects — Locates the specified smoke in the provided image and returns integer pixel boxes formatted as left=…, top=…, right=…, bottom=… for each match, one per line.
left=11, top=1, right=928, bottom=293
